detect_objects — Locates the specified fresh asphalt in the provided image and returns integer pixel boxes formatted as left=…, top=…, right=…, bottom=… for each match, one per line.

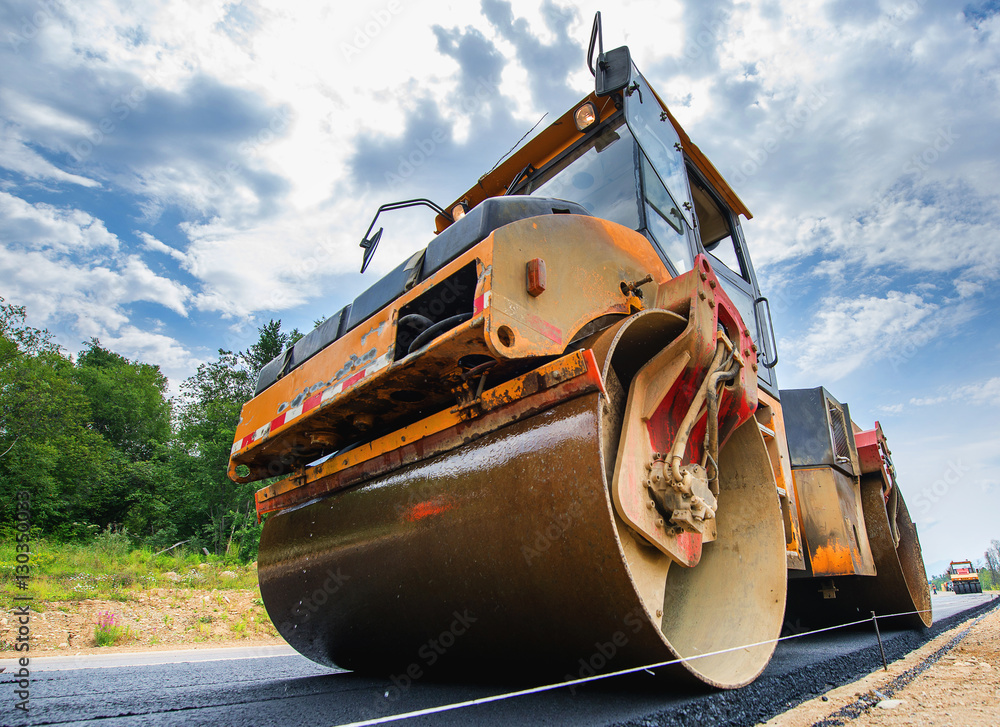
left=4, top=593, right=996, bottom=726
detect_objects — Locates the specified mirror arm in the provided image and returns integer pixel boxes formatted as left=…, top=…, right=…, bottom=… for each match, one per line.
left=587, top=12, right=603, bottom=77
left=359, top=199, right=453, bottom=273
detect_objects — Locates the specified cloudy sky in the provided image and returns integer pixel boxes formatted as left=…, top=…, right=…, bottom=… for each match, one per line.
left=1, top=0, right=998, bottom=575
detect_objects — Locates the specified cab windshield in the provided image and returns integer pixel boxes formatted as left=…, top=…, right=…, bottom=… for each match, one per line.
left=523, top=120, right=639, bottom=230
left=523, top=116, right=694, bottom=275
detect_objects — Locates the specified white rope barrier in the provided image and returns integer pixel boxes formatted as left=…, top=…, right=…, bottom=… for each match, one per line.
left=330, top=597, right=996, bottom=727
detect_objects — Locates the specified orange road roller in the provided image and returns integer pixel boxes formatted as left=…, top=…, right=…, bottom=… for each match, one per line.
left=228, top=15, right=930, bottom=689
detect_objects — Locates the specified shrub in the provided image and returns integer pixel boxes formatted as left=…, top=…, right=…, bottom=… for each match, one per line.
left=93, top=611, right=136, bottom=647
left=93, top=529, right=132, bottom=559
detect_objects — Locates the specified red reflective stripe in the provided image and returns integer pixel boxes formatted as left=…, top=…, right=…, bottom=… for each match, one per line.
left=271, top=412, right=286, bottom=430
left=303, top=392, right=323, bottom=413
left=241, top=434, right=255, bottom=449
left=343, top=370, right=365, bottom=390
left=474, top=294, right=485, bottom=314
left=524, top=312, right=562, bottom=344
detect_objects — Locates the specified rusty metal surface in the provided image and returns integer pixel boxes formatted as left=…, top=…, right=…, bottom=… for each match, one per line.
left=254, top=251, right=788, bottom=689
left=259, top=395, right=674, bottom=678
left=259, top=386, right=786, bottom=689
left=487, top=215, right=667, bottom=359
left=790, top=467, right=877, bottom=578
left=755, top=390, right=806, bottom=571
left=609, top=257, right=760, bottom=566
left=255, top=350, right=604, bottom=516
left=786, top=472, right=931, bottom=629
left=231, top=214, right=671, bottom=484
left=229, top=245, right=496, bottom=481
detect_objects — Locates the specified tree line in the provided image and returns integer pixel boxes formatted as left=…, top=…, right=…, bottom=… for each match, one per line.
left=0, top=297, right=300, bottom=561
left=4, top=294, right=999, bottom=578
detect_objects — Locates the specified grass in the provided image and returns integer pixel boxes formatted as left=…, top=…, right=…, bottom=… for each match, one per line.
left=0, top=534, right=259, bottom=609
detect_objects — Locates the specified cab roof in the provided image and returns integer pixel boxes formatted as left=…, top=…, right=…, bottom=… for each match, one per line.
left=436, top=86, right=752, bottom=233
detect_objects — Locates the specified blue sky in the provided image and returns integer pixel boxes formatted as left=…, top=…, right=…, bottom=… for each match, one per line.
left=1, top=0, right=998, bottom=574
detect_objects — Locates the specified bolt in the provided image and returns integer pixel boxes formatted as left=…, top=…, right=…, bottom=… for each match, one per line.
left=646, top=500, right=655, bottom=510
left=656, top=518, right=664, bottom=527
left=698, top=291, right=707, bottom=301
left=699, top=271, right=708, bottom=281
left=709, top=280, right=717, bottom=289
left=656, top=609, right=663, bottom=618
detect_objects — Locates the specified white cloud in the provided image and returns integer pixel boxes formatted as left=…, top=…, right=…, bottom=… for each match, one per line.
left=877, top=403, right=904, bottom=414
left=0, top=125, right=99, bottom=188
left=954, top=376, right=1000, bottom=407
left=955, top=279, right=985, bottom=298
left=752, top=183, right=1000, bottom=281
left=785, top=291, right=940, bottom=381
left=102, top=325, right=200, bottom=372
left=899, top=376, right=1000, bottom=410
left=116, top=256, right=191, bottom=317
left=0, top=191, right=118, bottom=252
left=137, top=231, right=187, bottom=262
left=0, top=195, right=192, bottom=340
left=179, top=196, right=378, bottom=318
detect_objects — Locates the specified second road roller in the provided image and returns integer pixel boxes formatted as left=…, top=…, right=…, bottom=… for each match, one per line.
left=227, top=14, right=931, bottom=689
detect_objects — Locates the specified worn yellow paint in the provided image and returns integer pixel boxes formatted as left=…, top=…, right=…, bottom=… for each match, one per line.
left=810, top=539, right=856, bottom=577
left=255, top=350, right=598, bottom=508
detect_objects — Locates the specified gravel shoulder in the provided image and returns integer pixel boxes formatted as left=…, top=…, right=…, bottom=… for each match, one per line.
left=0, top=586, right=284, bottom=656
left=762, top=595, right=1000, bottom=726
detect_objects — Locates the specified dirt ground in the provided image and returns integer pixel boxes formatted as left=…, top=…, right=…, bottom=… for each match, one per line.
left=0, top=587, right=285, bottom=655
left=763, top=599, right=1000, bottom=726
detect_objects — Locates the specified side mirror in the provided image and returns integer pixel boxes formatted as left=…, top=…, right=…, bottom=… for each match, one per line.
left=588, top=12, right=632, bottom=97
left=596, top=46, right=632, bottom=96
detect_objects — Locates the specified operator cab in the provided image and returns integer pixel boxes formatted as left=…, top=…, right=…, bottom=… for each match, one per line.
left=511, top=64, right=779, bottom=394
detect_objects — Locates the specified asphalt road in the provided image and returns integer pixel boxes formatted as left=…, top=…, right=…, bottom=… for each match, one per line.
left=3, top=593, right=996, bottom=727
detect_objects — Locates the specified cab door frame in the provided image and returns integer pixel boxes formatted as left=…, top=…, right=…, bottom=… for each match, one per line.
left=684, top=164, right=779, bottom=397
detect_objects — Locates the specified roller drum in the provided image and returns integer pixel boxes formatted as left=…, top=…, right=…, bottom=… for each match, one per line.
left=259, top=386, right=787, bottom=688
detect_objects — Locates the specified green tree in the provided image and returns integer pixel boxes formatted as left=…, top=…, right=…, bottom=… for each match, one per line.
left=74, top=340, right=172, bottom=460
left=984, top=540, right=1000, bottom=591
left=0, top=299, right=111, bottom=532
left=167, top=319, right=298, bottom=556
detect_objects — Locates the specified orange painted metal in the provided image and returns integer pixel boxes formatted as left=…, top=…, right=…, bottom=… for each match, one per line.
left=435, top=92, right=622, bottom=233
left=230, top=215, right=666, bottom=484
left=809, top=541, right=856, bottom=576
left=486, top=216, right=667, bottom=360
left=255, top=350, right=604, bottom=516
left=790, top=466, right=877, bottom=577
left=756, top=390, right=806, bottom=570
left=229, top=243, right=495, bottom=482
